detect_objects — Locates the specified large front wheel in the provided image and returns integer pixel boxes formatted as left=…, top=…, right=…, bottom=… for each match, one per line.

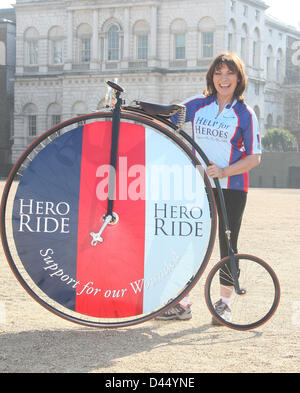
left=205, top=254, right=280, bottom=330
left=1, top=111, right=217, bottom=328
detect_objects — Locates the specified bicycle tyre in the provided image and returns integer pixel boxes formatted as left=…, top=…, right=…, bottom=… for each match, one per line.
left=1, top=110, right=217, bottom=328
left=204, top=254, right=280, bottom=330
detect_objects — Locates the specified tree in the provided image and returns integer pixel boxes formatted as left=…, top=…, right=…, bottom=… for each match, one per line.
left=261, top=128, right=297, bottom=152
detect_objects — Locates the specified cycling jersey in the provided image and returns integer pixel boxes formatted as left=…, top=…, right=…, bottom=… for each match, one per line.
left=171, top=95, right=261, bottom=192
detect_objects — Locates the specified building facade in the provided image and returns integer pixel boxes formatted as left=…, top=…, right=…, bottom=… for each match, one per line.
left=0, top=9, right=16, bottom=175
left=9, top=0, right=300, bottom=162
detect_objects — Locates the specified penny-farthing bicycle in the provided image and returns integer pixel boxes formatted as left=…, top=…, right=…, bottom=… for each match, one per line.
left=0, top=81, right=280, bottom=330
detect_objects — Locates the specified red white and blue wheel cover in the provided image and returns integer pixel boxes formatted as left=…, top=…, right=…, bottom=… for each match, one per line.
left=12, top=121, right=212, bottom=318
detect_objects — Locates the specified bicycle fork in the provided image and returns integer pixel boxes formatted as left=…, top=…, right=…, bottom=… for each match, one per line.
left=90, top=81, right=124, bottom=246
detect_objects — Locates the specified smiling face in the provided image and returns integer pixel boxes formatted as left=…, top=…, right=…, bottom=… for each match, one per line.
left=213, top=63, right=239, bottom=103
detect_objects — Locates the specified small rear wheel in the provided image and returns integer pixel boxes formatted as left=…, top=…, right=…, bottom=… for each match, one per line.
left=205, top=254, right=280, bottom=330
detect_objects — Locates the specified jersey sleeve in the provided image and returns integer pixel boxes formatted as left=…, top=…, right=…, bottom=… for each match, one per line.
left=242, top=106, right=262, bottom=156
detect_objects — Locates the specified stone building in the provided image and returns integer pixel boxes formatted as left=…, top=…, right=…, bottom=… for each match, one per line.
left=0, top=8, right=15, bottom=176
left=7, top=0, right=300, bottom=165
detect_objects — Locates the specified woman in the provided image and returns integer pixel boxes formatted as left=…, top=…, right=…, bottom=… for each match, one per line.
left=156, top=52, right=261, bottom=324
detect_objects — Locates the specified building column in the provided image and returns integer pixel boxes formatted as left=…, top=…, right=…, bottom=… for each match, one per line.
left=121, top=7, right=129, bottom=69
left=149, top=5, right=158, bottom=67
left=64, top=9, right=73, bottom=71
left=90, top=8, right=99, bottom=70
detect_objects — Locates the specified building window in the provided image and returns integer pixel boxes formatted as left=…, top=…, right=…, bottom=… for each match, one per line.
left=266, top=45, right=273, bottom=79
left=202, top=32, right=214, bottom=58
left=76, top=23, right=92, bottom=65
left=276, top=49, right=283, bottom=82
left=198, top=17, right=215, bottom=59
left=28, top=41, right=38, bottom=65
left=266, top=114, right=273, bottom=129
left=134, top=20, right=150, bottom=61
left=170, top=19, right=187, bottom=62
left=227, top=19, right=236, bottom=52
left=243, top=5, right=248, bottom=17
left=48, top=26, right=64, bottom=65
left=52, top=40, right=63, bottom=64
left=253, top=41, right=258, bottom=67
left=108, top=25, right=120, bottom=61
left=24, top=103, right=38, bottom=137
left=24, top=27, right=39, bottom=66
left=230, top=0, right=236, bottom=12
left=51, top=114, right=61, bottom=127
left=240, top=24, right=248, bottom=63
left=241, top=37, right=246, bottom=59
left=276, top=59, right=281, bottom=81
left=80, top=38, right=91, bottom=63
left=47, top=103, right=62, bottom=129
left=175, top=33, right=186, bottom=59
left=28, top=115, right=37, bottom=136
left=255, top=10, right=260, bottom=21
left=252, top=28, right=260, bottom=68
left=137, top=34, right=148, bottom=60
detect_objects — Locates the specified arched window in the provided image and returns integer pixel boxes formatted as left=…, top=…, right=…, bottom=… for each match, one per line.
left=198, top=17, right=216, bottom=58
left=48, top=26, right=64, bottom=65
left=24, top=103, right=38, bottom=137
left=108, top=24, right=120, bottom=61
left=72, top=101, right=88, bottom=117
left=24, top=27, right=39, bottom=65
left=76, top=23, right=92, bottom=64
left=72, top=101, right=88, bottom=126
left=47, top=103, right=62, bottom=128
left=170, top=19, right=187, bottom=60
left=133, top=20, right=150, bottom=60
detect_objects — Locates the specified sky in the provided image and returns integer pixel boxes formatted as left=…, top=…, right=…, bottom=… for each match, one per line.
left=0, top=0, right=299, bottom=29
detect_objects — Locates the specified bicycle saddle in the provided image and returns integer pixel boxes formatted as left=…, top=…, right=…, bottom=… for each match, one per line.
left=135, top=100, right=184, bottom=117
left=106, top=80, right=124, bottom=92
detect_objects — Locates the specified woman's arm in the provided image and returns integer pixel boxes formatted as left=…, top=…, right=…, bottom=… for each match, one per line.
left=206, top=154, right=261, bottom=179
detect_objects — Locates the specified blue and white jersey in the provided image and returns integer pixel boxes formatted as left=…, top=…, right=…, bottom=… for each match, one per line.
left=172, top=94, right=261, bottom=192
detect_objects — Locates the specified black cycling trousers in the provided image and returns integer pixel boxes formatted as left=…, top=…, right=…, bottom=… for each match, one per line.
left=213, top=188, right=247, bottom=286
